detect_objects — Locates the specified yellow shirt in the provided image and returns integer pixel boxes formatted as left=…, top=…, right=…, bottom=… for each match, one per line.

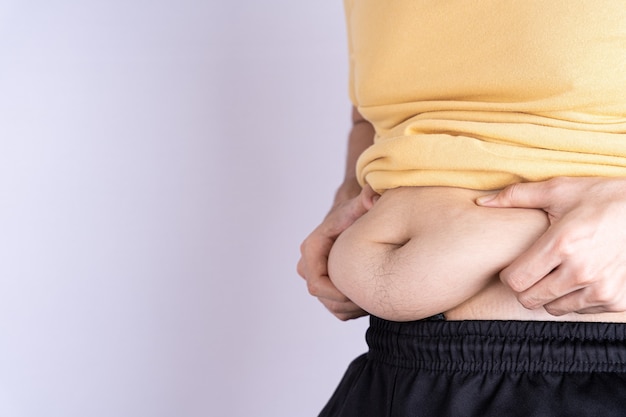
left=345, top=0, right=626, bottom=192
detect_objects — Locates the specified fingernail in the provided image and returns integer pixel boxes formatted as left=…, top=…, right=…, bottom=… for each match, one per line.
left=476, top=194, right=496, bottom=205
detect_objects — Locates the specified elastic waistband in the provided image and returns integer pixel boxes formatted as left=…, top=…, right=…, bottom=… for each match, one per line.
left=367, top=316, right=626, bottom=373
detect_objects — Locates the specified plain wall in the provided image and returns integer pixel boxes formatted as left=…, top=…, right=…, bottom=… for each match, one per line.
left=0, top=1, right=368, bottom=416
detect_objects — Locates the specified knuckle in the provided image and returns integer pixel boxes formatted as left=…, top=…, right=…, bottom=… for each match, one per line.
left=545, top=176, right=567, bottom=191
left=307, top=280, right=321, bottom=297
left=330, top=305, right=363, bottom=321
left=574, top=276, right=595, bottom=289
left=570, top=268, right=596, bottom=287
left=323, top=300, right=346, bottom=319
left=553, top=232, right=579, bottom=257
left=545, top=176, right=563, bottom=188
left=544, top=304, right=565, bottom=316
left=606, top=300, right=626, bottom=313
left=590, top=284, right=616, bottom=305
left=325, top=302, right=351, bottom=321
left=335, top=311, right=352, bottom=322
left=501, top=183, right=520, bottom=204
left=339, top=314, right=354, bottom=322
left=542, top=177, right=566, bottom=201
left=518, top=293, right=541, bottom=309
left=299, top=238, right=310, bottom=256
left=296, top=260, right=305, bottom=278
left=501, top=270, right=528, bottom=293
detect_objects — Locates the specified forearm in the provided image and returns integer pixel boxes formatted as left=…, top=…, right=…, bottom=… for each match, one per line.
left=334, top=107, right=375, bottom=203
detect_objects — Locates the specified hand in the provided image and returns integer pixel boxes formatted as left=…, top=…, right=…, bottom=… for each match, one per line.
left=476, top=177, right=626, bottom=315
left=297, top=184, right=378, bottom=320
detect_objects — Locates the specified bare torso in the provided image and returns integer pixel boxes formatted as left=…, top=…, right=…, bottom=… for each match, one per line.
left=328, top=186, right=626, bottom=322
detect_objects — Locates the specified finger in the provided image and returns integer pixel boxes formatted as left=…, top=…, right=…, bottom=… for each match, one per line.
left=320, top=298, right=368, bottom=321
left=296, top=256, right=306, bottom=280
left=306, top=271, right=352, bottom=303
left=515, top=266, right=580, bottom=310
left=300, top=188, right=374, bottom=280
left=476, top=180, right=553, bottom=209
left=323, top=197, right=369, bottom=236
left=359, top=184, right=380, bottom=210
left=541, top=288, right=603, bottom=316
left=299, top=211, right=344, bottom=276
left=346, top=185, right=377, bottom=221
left=544, top=277, right=626, bottom=315
left=542, top=287, right=614, bottom=316
left=300, top=248, right=366, bottom=318
left=297, top=233, right=333, bottom=280
left=500, top=227, right=563, bottom=293
left=298, top=249, right=350, bottom=302
left=570, top=303, right=626, bottom=315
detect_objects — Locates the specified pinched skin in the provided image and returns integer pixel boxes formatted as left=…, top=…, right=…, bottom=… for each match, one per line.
left=328, top=186, right=626, bottom=322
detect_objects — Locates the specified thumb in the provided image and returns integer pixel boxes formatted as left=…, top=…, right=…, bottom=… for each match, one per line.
left=476, top=181, right=551, bottom=209
left=359, top=184, right=380, bottom=211
left=328, top=185, right=377, bottom=235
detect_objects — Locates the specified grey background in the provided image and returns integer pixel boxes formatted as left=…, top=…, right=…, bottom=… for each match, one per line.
left=0, top=1, right=368, bottom=416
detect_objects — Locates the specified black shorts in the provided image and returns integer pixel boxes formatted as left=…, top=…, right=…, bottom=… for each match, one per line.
left=319, top=316, right=626, bottom=417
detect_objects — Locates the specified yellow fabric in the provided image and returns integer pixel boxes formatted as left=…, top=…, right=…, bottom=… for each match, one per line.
left=344, top=0, right=626, bottom=192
